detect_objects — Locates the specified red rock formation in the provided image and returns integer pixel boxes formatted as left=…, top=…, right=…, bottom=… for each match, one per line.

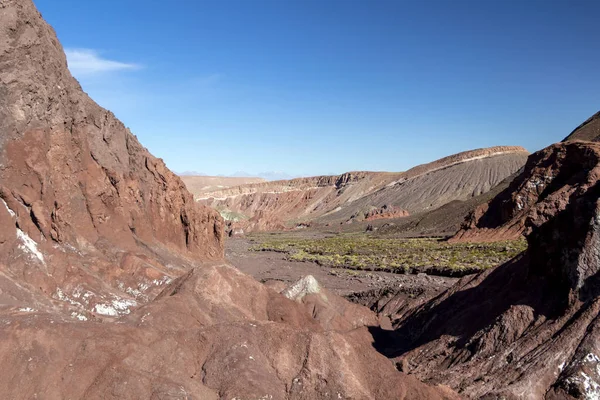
left=0, top=0, right=223, bottom=316
left=364, top=205, right=410, bottom=221
left=0, top=265, right=459, bottom=399
left=451, top=141, right=600, bottom=242
left=377, top=140, right=600, bottom=398
left=225, top=210, right=287, bottom=237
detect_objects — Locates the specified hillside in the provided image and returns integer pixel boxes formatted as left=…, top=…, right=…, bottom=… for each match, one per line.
left=180, top=175, right=265, bottom=196
left=563, top=109, right=600, bottom=142
left=200, top=146, right=529, bottom=234
left=372, top=170, right=521, bottom=238
left=377, top=139, right=600, bottom=398
left=451, top=111, right=600, bottom=243
left=0, top=0, right=224, bottom=317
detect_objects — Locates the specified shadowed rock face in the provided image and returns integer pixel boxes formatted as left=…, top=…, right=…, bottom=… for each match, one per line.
left=0, top=0, right=224, bottom=316
left=375, top=140, right=600, bottom=399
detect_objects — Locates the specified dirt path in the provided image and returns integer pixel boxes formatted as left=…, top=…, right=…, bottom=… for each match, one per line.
left=225, top=237, right=458, bottom=297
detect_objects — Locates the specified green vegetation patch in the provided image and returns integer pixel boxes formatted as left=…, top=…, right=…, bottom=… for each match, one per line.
left=218, top=209, right=249, bottom=222
left=251, top=235, right=527, bottom=276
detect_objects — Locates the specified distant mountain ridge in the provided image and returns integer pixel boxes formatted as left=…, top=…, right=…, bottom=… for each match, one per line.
left=198, top=146, right=529, bottom=234
left=180, top=175, right=266, bottom=196
left=177, top=171, right=300, bottom=181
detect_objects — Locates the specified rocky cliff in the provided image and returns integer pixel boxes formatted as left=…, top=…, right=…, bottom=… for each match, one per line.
left=0, top=0, right=223, bottom=317
left=377, top=139, right=600, bottom=398
left=451, top=141, right=600, bottom=242
left=452, top=110, right=600, bottom=243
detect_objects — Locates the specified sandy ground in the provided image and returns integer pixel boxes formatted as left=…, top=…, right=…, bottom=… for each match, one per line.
left=225, top=237, right=458, bottom=297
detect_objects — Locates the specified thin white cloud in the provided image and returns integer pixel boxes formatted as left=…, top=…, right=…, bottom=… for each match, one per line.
left=65, top=48, right=141, bottom=76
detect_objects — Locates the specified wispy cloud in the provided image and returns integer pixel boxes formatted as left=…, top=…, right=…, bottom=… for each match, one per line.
left=65, top=48, right=142, bottom=76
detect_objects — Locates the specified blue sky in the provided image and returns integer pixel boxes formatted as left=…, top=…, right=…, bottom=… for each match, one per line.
left=35, top=0, right=600, bottom=178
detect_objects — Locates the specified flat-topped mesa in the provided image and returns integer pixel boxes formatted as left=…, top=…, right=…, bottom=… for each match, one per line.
left=198, top=171, right=382, bottom=199
left=0, top=0, right=223, bottom=316
left=180, top=175, right=266, bottom=197
left=200, top=146, right=528, bottom=234
left=201, top=147, right=528, bottom=201
left=401, top=145, right=529, bottom=180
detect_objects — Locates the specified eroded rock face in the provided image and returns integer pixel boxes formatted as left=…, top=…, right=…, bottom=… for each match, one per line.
left=0, top=0, right=223, bottom=317
left=0, top=264, right=460, bottom=400
left=451, top=141, right=600, bottom=243
left=380, top=140, right=600, bottom=399
left=364, top=205, right=410, bottom=221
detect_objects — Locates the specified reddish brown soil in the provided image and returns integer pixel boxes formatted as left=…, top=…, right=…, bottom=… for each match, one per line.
left=0, top=264, right=459, bottom=400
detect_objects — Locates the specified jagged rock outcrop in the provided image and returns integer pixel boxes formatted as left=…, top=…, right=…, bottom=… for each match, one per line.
left=364, top=205, right=410, bottom=221
left=346, top=205, right=409, bottom=225
left=375, top=140, right=600, bottom=399
left=452, top=111, right=600, bottom=243
left=451, top=141, right=600, bottom=242
left=0, top=0, right=223, bottom=317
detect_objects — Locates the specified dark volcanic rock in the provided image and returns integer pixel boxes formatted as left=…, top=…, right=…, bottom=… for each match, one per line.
left=379, top=140, right=600, bottom=398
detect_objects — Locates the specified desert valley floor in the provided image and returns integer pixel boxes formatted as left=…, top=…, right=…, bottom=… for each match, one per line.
left=226, top=234, right=459, bottom=296
left=3, top=0, right=600, bottom=398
